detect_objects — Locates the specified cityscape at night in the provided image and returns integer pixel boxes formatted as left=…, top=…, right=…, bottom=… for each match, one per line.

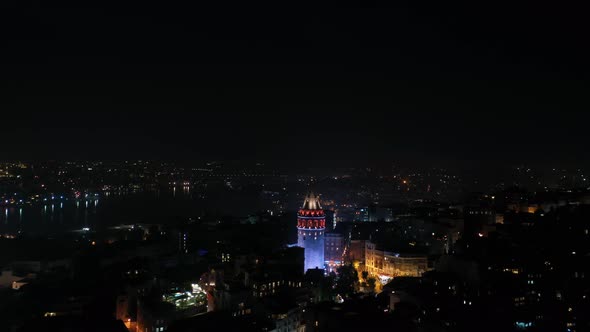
left=1, top=160, right=590, bottom=331
left=2, top=1, right=590, bottom=332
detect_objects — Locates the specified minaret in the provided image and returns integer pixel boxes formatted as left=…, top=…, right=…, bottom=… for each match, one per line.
left=297, top=192, right=325, bottom=272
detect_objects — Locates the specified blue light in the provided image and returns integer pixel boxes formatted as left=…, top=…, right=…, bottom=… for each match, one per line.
left=515, top=321, right=532, bottom=330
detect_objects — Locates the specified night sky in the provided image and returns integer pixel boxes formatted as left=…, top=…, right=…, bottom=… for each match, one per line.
left=1, top=1, right=589, bottom=167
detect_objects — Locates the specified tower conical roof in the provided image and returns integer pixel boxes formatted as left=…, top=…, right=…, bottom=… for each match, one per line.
left=302, top=192, right=322, bottom=210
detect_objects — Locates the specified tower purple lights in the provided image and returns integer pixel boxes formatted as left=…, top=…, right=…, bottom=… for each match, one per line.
left=297, top=193, right=325, bottom=272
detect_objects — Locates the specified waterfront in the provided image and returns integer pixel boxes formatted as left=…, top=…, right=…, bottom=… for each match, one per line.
left=0, top=187, right=265, bottom=236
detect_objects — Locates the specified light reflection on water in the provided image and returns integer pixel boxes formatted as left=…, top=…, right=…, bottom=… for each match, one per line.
left=0, top=187, right=260, bottom=236
left=0, top=188, right=192, bottom=235
left=1, top=197, right=102, bottom=235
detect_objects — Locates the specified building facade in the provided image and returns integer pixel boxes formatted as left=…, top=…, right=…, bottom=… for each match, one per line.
left=297, top=193, right=325, bottom=272
left=348, top=240, right=366, bottom=264
left=365, top=241, right=428, bottom=281
left=324, top=233, right=344, bottom=273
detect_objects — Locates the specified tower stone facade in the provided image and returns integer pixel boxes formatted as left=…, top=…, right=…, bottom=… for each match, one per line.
left=297, top=193, right=325, bottom=272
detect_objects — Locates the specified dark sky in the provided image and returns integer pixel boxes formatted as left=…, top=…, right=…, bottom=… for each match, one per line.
left=1, top=0, right=589, bottom=167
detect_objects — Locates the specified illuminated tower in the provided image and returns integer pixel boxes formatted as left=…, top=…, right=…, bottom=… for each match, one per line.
left=297, top=193, right=325, bottom=272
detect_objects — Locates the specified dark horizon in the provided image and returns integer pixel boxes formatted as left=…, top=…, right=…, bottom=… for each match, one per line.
left=1, top=107, right=589, bottom=168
